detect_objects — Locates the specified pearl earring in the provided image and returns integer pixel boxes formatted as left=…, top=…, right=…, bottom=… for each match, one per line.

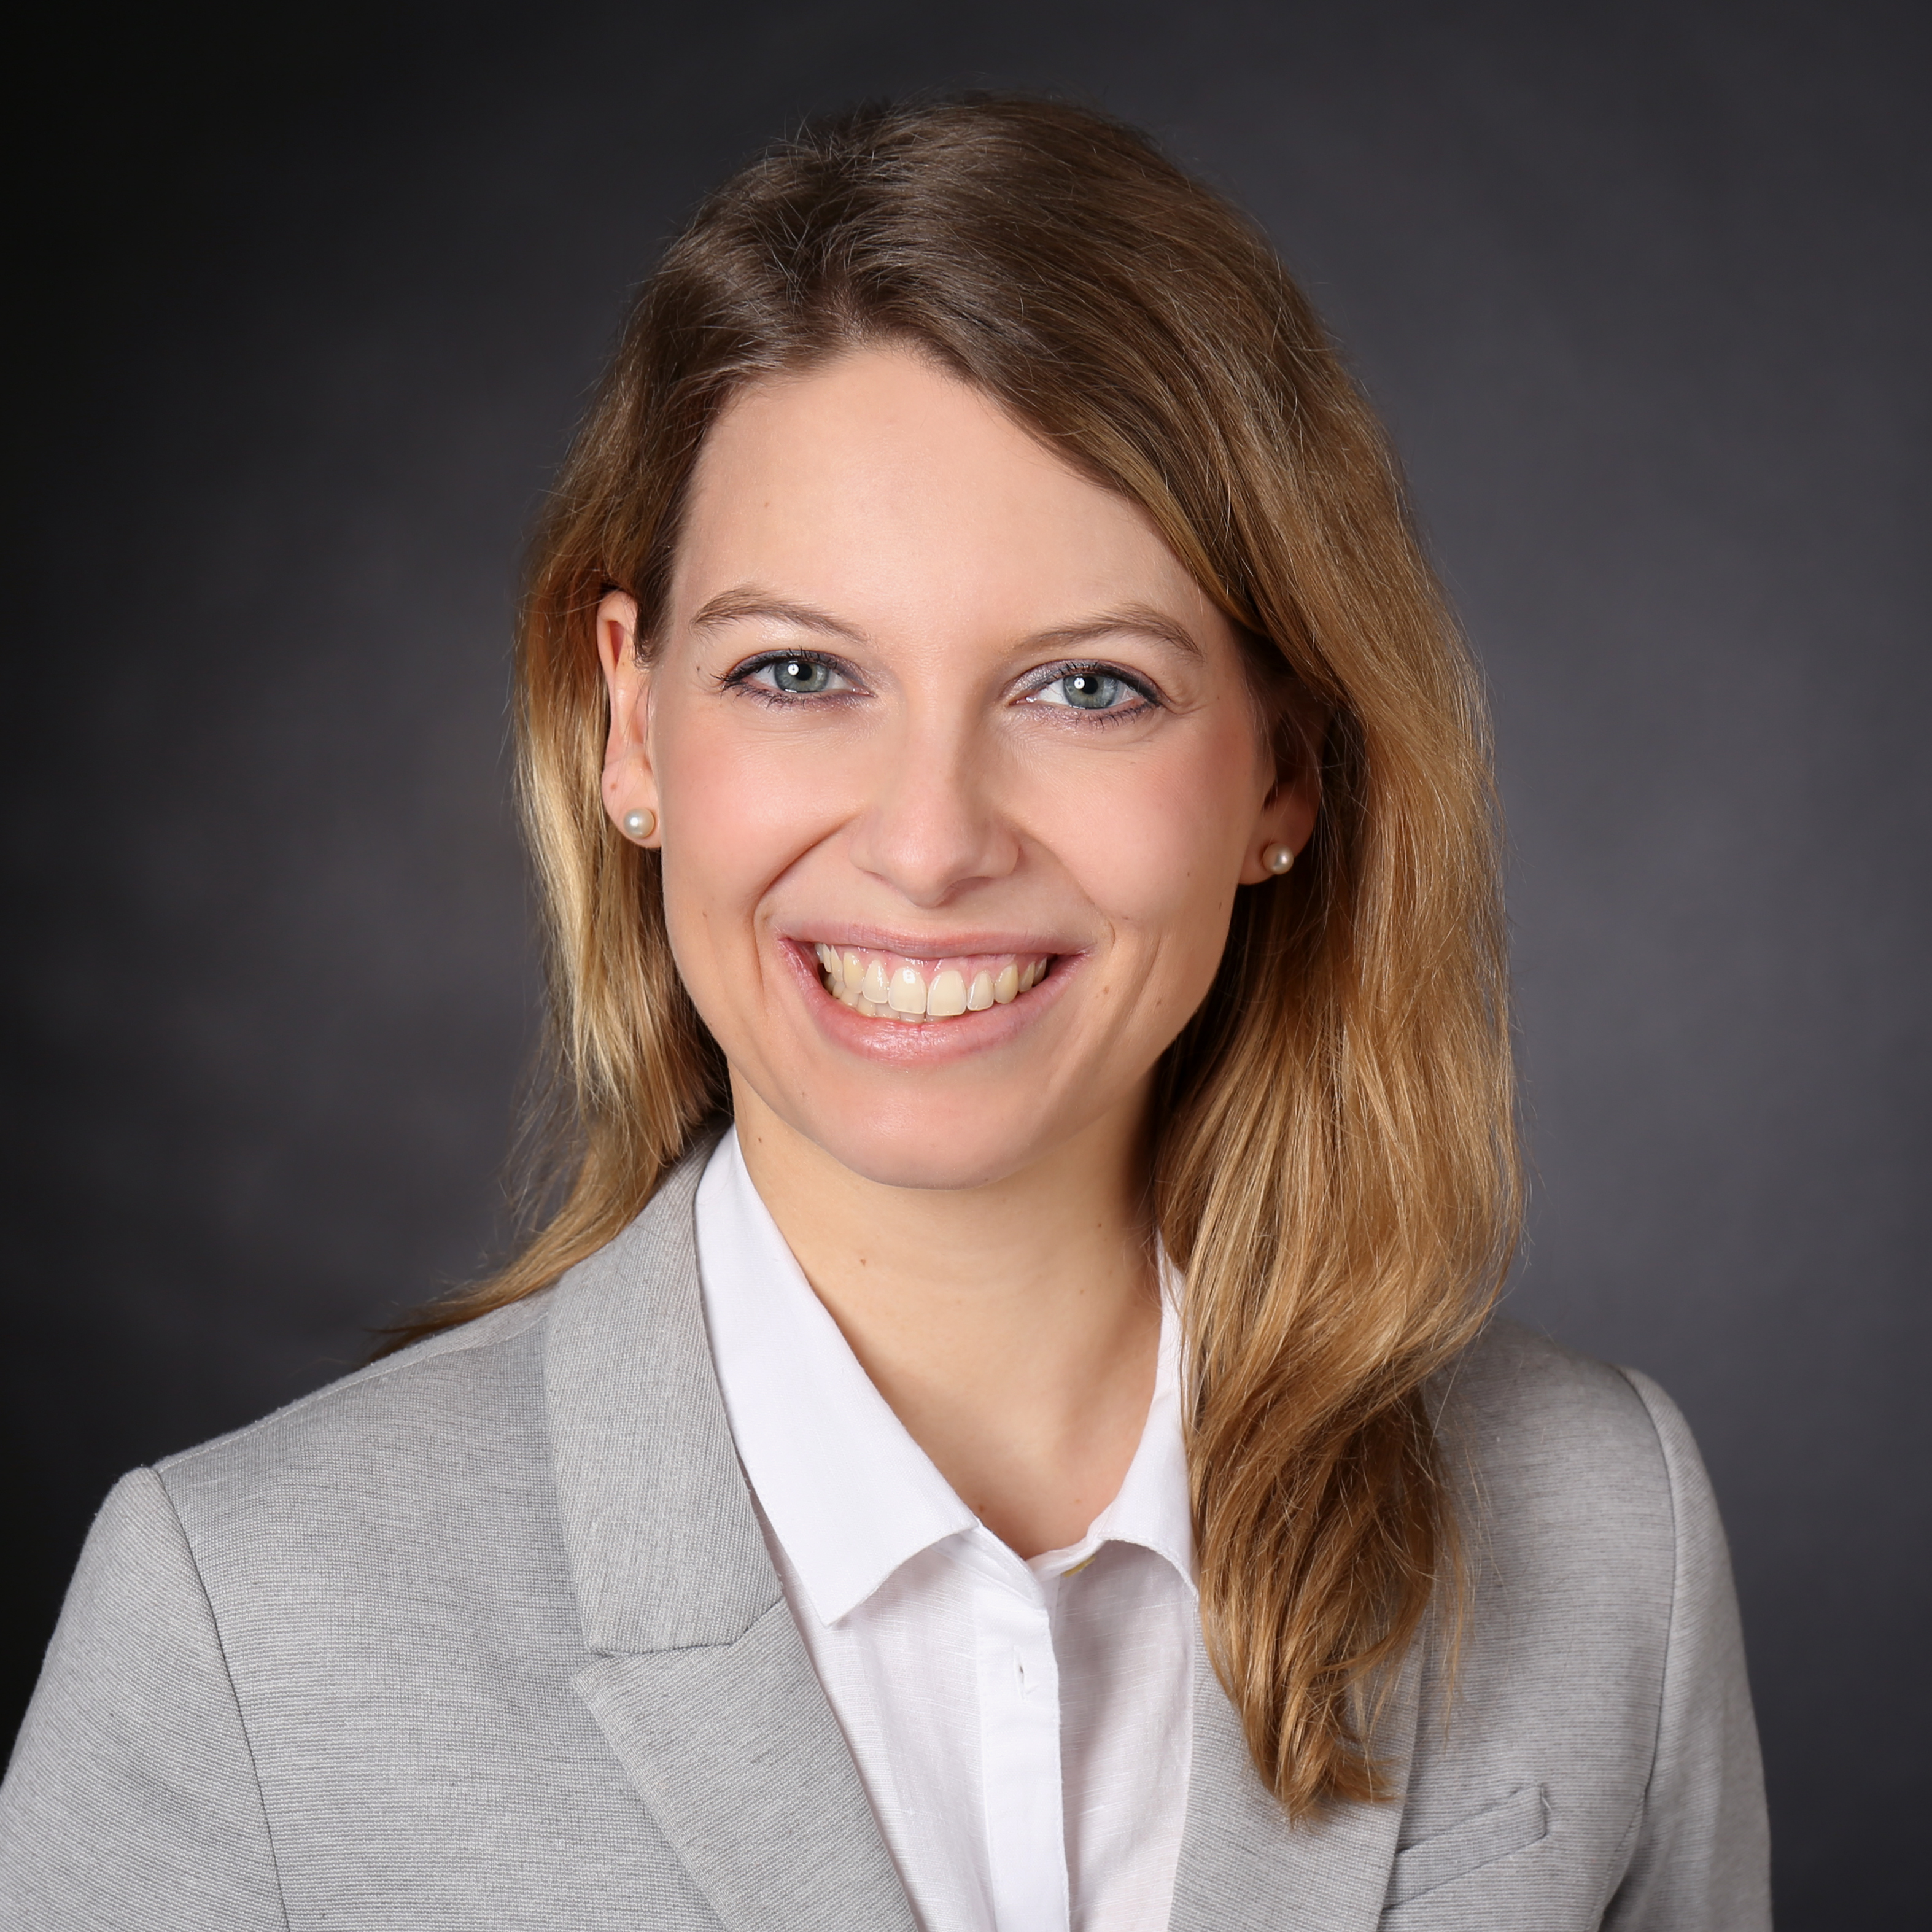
left=1264, top=842, right=1296, bottom=875
left=622, top=808, right=656, bottom=842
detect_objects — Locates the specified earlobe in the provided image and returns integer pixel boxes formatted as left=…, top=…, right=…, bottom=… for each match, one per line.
left=1235, top=691, right=1325, bottom=885
left=1238, top=770, right=1320, bottom=886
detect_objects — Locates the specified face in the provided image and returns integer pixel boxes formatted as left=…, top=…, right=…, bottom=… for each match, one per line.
left=597, top=345, right=1316, bottom=1192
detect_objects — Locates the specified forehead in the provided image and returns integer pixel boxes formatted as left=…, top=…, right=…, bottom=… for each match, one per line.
left=670, top=344, right=1220, bottom=638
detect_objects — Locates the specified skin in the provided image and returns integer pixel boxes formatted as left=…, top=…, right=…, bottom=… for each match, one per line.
left=597, top=344, right=1317, bottom=1557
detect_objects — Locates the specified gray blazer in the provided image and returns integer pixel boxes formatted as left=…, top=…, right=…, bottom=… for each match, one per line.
left=1, top=1149, right=1769, bottom=1930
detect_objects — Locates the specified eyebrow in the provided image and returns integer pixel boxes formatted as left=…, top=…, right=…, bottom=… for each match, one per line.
left=1025, top=605, right=1205, bottom=664
left=689, top=589, right=1204, bottom=662
left=689, top=589, right=869, bottom=644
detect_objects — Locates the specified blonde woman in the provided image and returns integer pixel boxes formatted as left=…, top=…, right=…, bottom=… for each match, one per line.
left=0, top=98, right=1767, bottom=1930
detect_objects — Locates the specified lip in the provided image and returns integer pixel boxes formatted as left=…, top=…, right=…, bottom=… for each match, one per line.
left=777, top=921, right=1087, bottom=961
left=776, top=934, right=1083, bottom=1065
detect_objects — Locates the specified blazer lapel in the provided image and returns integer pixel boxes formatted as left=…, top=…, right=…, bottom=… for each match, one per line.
left=547, top=1142, right=917, bottom=1932
left=1170, top=1645, right=1421, bottom=1932
left=575, top=1604, right=914, bottom=1932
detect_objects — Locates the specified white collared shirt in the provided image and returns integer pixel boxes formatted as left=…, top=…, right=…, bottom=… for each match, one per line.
left=695, top=1130, right=1195, bottom=1932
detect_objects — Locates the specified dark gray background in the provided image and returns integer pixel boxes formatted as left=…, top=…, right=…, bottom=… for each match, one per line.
left=6, top=0, right=1926, bottom=1918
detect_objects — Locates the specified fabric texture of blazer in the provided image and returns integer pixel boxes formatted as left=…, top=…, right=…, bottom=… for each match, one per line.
left=0, top=1145, right=1770, bottom=1930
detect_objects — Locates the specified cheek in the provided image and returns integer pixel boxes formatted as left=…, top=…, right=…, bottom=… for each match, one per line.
left=651, top=706, right=836, bottom=953
left=1049, top=718, right=1262, bottom=953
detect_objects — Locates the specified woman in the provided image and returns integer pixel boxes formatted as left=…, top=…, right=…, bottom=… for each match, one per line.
left=0, top=97, right=1767, bottom=1930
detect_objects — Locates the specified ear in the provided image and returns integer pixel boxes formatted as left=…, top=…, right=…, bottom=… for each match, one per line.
left=1236, top=700, right=1325, bottom=886
left=596, top=591, right=660, bottom=845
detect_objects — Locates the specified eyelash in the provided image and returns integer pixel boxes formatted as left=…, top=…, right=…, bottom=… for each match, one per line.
left=1018, top=659, right=1162, bottom=724
left=719, top=651, right=864, bottom=705
left=718, top=650, right=1163, bottom=722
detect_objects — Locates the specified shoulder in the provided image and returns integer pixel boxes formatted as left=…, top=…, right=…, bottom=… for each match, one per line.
left=138, top=1139, right=716, bottom=1627
left=1429, top=1313, right=1731, bottom=1692
left=120, top=1287, right=588, bottom=1753
left=1435, top=1317, right=1709, bottom=1613
left=152, top=1140, right=719, bottom=1543
left=1438, top=1314, right=1682, bottom=1489
left=1439, top=1316, right=1721, bottom=1543
left=155, top=1289, right=557, bottom=1546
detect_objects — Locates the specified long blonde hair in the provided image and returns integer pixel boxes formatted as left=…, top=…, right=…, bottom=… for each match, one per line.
left=390, top=96, right=1519, bottom=1815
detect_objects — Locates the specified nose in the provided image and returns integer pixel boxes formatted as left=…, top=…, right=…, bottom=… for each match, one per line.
left=844, top=713, right=1021, bottom=907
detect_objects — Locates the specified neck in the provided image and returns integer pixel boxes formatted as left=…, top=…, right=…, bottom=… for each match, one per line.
left=730, top=1077, right=1162, bottom=1558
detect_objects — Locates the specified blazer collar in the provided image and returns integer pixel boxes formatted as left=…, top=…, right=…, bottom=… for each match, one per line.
left=546, top=1133, right=771, bottom=1654
left=545, top=1135, right=917, bottom=1932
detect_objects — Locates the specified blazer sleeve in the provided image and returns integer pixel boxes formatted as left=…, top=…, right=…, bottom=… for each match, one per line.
left=1601, top=1370, right=1771, bottom=1932
left=0, top=1468, right=287, bottom=1931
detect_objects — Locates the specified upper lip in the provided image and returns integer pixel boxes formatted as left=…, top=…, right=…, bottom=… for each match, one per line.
left=777, top=923, right=1083, bottom=960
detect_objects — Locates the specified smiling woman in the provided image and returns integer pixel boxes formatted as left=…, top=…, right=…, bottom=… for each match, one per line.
left=593, top=347, right=1311, bottom=1190
left=0, top=98, right=1767, bottom=1931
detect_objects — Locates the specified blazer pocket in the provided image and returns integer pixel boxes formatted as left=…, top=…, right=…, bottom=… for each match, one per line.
left=1385, top=1785, right=1549, bottom=1909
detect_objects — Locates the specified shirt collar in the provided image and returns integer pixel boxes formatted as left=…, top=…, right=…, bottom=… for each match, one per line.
left=1041, top=1261, right=1195, bottom=1591
left=697, top=1129, right=975, bottom=1624
left=694, top=1127, right=1195, bottom=1626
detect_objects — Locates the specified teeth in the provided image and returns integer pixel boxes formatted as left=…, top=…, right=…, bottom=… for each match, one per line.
left=813, top=945, right=1052, bottom=1025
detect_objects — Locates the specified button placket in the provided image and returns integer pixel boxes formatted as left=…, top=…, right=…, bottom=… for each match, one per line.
left=971, top=1539, right=1071, bottom=1932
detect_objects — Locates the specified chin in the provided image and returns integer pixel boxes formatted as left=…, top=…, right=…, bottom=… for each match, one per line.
left=785, top=1102, right=1057, bottom=1195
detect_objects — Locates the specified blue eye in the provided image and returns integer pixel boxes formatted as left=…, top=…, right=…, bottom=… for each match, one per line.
left=770, top=657, right=831, bottom=694
left=723, top=651, right=861, bottom=703
left=1029, top=665, right=1150, bottom=714
left=1060, top=671, right=1122, bottom=709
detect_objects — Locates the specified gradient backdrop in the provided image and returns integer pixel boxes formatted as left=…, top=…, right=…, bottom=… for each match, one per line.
left=7, top=1, right=1928, bottom=1919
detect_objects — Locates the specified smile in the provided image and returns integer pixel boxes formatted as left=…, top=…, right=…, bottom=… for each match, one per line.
left=810, top=944, right=1053, bottom=1023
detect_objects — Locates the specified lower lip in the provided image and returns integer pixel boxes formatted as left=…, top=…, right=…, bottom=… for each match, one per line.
left=778, top=940, right=1080, bottom=1065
